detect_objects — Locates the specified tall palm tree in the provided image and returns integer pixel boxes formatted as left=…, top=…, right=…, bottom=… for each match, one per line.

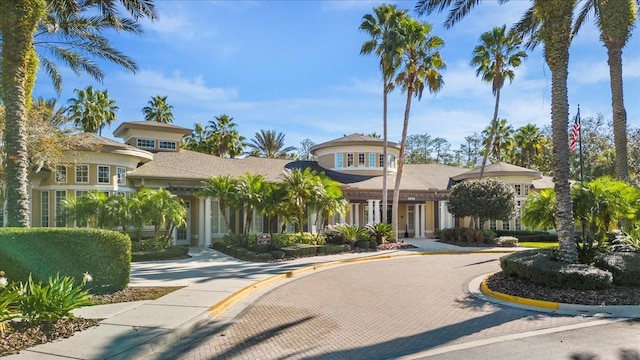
left=280, top=168, right=321, bottom=233
left=207, top=114, right=245, bottom=158
left=575, top=0, right=637, bottom=181
left=196, top=175, right=238, bottom=234
left=67, top=86, right=118, bottom=135
left=0, top=0, right=156, bottom=227
left=142, top=94, right=174, bottom=123
left=415, top=0, right=579, bottom=263
left=391, top=17, right=445, bottom=240
left=182, top=122, right=213, bottom=154
left=247, top=129, right=297, bottom=158
left=360, top=4, right=407, bottom=226
left=481, top=118, right=514, bottom=162
left=512, top=123, right=547, bottom=168
left=235, top=173, right=265, bottom=234
left=471, top=25, right=527, bottom=177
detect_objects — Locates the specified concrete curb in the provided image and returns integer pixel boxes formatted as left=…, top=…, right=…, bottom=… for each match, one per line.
left=477, top=273, right=640, bottom=318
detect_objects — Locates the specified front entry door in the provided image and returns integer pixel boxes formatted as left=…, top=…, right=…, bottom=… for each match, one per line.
left=176, top=201, right=191, bottom=245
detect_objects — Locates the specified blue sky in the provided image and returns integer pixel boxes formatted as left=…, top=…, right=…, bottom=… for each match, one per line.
left=33, top=0, right=640, bottom=152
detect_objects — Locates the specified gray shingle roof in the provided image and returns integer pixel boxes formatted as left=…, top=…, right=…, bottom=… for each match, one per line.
left=310, top=133, right=400, bottom=153
left=112, top=121, right=192, bottom=137
left=451, top=161, right=541, bottom=181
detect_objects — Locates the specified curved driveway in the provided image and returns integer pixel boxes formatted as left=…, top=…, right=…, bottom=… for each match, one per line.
left=168, top=253, right=639, bottom=360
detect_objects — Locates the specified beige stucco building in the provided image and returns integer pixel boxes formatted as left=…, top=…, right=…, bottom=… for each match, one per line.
left=22, top=122, right=553, bottom=246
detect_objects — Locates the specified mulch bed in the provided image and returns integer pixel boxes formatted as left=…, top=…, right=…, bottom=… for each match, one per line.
left=1, top=318, right=100, bottom=357
left=485, top=271, right=640, bottom=306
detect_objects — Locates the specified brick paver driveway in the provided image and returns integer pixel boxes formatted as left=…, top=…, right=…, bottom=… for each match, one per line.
left=171, top=253, right=602, bottom=359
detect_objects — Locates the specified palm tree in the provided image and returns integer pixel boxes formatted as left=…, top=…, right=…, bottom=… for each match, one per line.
left=391, top=16, right=445, bottom=240
left=471, top=25, right=527, bottom=177
left=415, top=0, right=579, bottom=263
left=481, top=118, right=514, bottom=162
left=0, top=0, right=156, bottom=227
left=575, top=0, right=637, bottom=181
left=67, top=86, right=118, bottom=135
left=360, top=4, right=407, bottom=227
left=197, top=175, right=238, bottom=234
left=247, top=130, right=297, bottom=158
left=512, top=124, right=547, bottom=168
left=182, top=122, right=213, bottom=154
left=280, top=168, right=321, bottom=233
left=521, top=188, right=557, bottom=231
left=235, top=173, right=266, bottom=234
left=142, top=95, right=174, bottom=123
left=207, top=114, right=245, bottom=158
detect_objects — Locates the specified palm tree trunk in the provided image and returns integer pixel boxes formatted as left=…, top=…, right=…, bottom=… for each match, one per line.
left=539, top=0, right=578, bottom=264
left=606, top=44, right=629, bottom=181
left=392, top=83, right=414, bottom=241
left=382, top=85, right=389, bottom=225
left=479, top=89, right=501, bottom=178
left=1, top=1, right=45, bottom=227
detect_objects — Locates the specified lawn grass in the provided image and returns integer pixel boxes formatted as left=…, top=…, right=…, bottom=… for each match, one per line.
left=519, top=242, right=559, bottom=249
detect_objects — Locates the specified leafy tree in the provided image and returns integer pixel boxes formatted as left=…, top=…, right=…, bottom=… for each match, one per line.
left=458, top=133, right=482, bottom=168
left=360, top=4, right=407, bottom=228
left=0, top=0, right=157, bottom=227
left=470, top=25, right=527, bottom=177
left=142, top=94, right=174, bottom=123
left=416, top=0, right=580, bottom=263
left=431, top=137, right=451, bottom=164
left=405, top=133, right=433, bottom=164
left=207, top=114, right=245, bottom=158
left=197, top=175, right=238, bottom=234
left=297, top=138, right=316, bottom=161
left=247, top=130, right=296, bottom=159
left=575, top=0, right=637, bottom=181
left=391, top=16, right=445, bottom=240
left=448, top=178, right=516, bottom=229
left=67, top=86, right=118, bottom=135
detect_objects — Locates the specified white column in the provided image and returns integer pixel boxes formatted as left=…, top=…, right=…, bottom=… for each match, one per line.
left=413, top=205, right=419, bottom=237
left=354, top=203, right=360, bottom=227
left=367, top=200, right=374, bottom=224
left=204, top=197, right=212, bottom=247
left=420, top=204, right=426, bottom=238
left=198, top=198, right=205, bottom=246
left=374, top=200, right=381, bottom=223
left=348, top=203, right=354, bottom=225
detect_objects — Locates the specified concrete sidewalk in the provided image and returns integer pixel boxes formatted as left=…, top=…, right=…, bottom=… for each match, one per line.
left=5, top=241, right=631, bottom=360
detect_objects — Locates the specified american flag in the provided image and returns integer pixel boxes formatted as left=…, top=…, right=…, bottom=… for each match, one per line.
left=569, top=110, right=581, bottom=152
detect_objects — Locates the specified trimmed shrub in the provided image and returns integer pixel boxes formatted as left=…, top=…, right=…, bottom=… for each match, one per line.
left=282, top=244, right=318, bottom=257
left=272, top=233, right=325, bottom=248
left=495, top=230, right=558, bottom=242
left=482, top=229, right=497, bottom=244
left=0, top=228, right=130, bottom=294
left=131, top=246, right=190, bottom=262
left=595, top=252, right=640, bottom=286
left=496, top=236, right=519, bottom=247
left=255, top=253, right=272, bottom=262
left=317, top=244, right=346, bottom=255
left=440, top=228, right=485, bottom=243
left=500, top=249, right=613, bottom=290
left=270, top=250, right=285, bottom=259
left=354, top=240, right=371, bottom=249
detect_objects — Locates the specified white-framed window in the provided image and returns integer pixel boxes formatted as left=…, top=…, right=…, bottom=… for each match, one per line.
left=55, top=190, right=66, bottom=227
left=98, top=165, right=110, bottom=184
left=252, top=209, right=264, bottom=234
left=515, top=217, right=522, bottom=230
left=502, top=220, right=510, bottom=231
left=514, top=184, right=522, bottom=196
left=524, top=184, right=530, bottom=196
left=55, top=165, right=67, bottom=183
left=75, top=190, right=88, bottom=199
left=347, top=153, right=354, bottom=167
left=137, top=138, right=155, bottom=148
left=41, top=191, right=49, bottom=227
left=336, top=154, right=343, bottom=168
left=490, top=219, right=497, bottom=230
left=159, top=140, right=176, bottom=150
left=210, top=199, right=228, bottom=234
left=116, top=167, right=127, bottom=185
left=369, top=153, right=375, bottom=167
left=75, top=165, right=89, bottom=183
left=379, top=154, right=384, bottom=167
left=358, top=153, right=365, bottom=166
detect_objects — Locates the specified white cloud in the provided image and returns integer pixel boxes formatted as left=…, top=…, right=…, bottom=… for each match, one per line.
left=321, top=0, right=388, bottom=12
left=125, top=70, right=237, bottom=103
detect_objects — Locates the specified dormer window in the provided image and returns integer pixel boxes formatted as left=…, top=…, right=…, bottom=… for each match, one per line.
left=159, top=140, right=176, bottom=150
left=137, top=138, right=155, bottom=149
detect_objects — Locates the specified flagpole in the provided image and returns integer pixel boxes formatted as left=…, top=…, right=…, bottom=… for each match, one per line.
left=577, top=105, right=584, bottom=184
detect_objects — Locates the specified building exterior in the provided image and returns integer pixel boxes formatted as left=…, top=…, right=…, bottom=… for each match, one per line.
left=24, top=122, right=553, bottom=245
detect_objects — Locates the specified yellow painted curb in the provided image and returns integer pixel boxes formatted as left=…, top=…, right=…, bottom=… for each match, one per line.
left=480, top=274, right=560, bottom=310
left=209, top=250, right=516, bottom=317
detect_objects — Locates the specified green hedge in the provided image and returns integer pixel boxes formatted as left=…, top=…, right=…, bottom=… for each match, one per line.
left=500, top=249, right=612, bottom=290
left=495, top=230, right=558, bottom=242
left=441, top=228, right=496, bottom=244
left=272, top=233, right=325, bottom=247
left=0, top=228, right=131, bottom=294
left=595, top=252, right=640, bottom=287
left=281, top=244, right=318, bottom=257
left=132, top=246, right=190, bottom=262
left=317, top=244, right=350, bottom=255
